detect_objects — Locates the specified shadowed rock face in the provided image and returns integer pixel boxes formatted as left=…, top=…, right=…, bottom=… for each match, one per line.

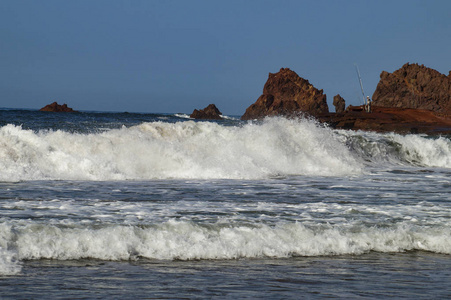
left=372, top=63, right=451, bottom=115
left=333, top=94, right=346, bottom=113
left=190, top=104, right=223, bottom=120
left=241, top=68, right=329, bottom=120
left=40, top=102, right=75, bottom=112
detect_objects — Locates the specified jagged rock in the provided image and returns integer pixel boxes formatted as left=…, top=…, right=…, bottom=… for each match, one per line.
left=40, top=102, right=76, bottom=112
left=241, top=68, right=329, bottom=120
left=372, top=63, right=451, bottom=115
left=333, top=94, right=346, bottom=113
left=190, top=104, right=223, bottom=120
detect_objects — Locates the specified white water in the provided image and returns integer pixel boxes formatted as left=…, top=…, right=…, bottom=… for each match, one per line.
left=2, top=117, right=450, bottom=181
left=337, top=130, right=451, bottom=167
left=1, top=116, right=450, bottom=276
left=0, top=220, right=449, bottom=265
left=1, top=186, right=450, bottom=275
left=0, top=247, right=21, bottom=276
left=0, top=118, right=362, bottom=181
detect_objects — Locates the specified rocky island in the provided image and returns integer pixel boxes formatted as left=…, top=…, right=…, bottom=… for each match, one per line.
left=40, top=102, right=76, bottom=112
left=372, top=63, right=451, bottom=115
left=241, top=68, right=328, bottom=120
left=190, top=104, right=223, bottom=120
left=241, top=64, right=451, bottom=134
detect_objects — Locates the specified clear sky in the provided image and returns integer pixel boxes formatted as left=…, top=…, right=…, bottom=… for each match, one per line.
left=1, top=0, right=450, bottom=115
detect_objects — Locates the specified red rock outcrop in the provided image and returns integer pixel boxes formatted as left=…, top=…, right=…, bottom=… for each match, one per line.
left=372, top=63, right=451, bottom=115
left=241, top=68, right=329, bottom=120
left=190, top=104, right=223, bottom=120
left=317, top=106, right=451, bottom=134
left=333, top=94, right=346, bottom=113
left=40, top=102, right=76, bottom=112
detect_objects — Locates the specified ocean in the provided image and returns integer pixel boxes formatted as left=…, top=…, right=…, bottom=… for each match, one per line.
left=0, top=109, right=450, bottom=299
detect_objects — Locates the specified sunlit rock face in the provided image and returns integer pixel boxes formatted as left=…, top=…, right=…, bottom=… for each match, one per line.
left=241, top=68, right=329, bottom=120
left=372, top=63, right=451, bottom=115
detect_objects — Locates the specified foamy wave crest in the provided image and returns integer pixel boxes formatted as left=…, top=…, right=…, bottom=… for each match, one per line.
left=6, top=221, right=451, bottom=262
left=0, top=224, right=22, bottom=275
left=0, top=118, right=361, bottom=181
left=173, top=113, right=192, bottom=119
left=340, top=131, right=451, bottom=167
left=0, top=248, right=21, bottom=276
left=391, top=134, right=451, bottom=167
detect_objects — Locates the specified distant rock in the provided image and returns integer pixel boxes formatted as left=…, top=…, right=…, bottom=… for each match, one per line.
left=40, top=102, right=76, bottom=112
left=241, top=68, right=329, bottom=120
left=190, top=104, right=223, bottom=120
left=372, top=63, right=451, bottom=115
left=333, top=94, right=346, bottom=113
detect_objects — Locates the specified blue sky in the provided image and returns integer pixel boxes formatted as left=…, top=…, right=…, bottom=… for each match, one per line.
left=1, top=0, right=450, bottom=115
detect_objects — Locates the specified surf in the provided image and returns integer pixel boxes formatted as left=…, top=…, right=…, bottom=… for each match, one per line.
left=339, top=130, right=451, bottom=168
left=0, top=117, right=362, bottom=181
left=1, top=116, right=450, bottom=182
left=1, top=220, right=450, bottom=267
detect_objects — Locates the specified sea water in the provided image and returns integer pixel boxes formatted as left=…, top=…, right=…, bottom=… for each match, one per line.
left=0, top=109, right=450, bottom=298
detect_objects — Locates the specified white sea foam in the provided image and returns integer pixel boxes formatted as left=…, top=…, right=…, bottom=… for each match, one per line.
left=1, top=117, right=449, bottom=181
left=338, top=130, right=451, bottom=168
left=173, top=113, right=192, bottom=119
left=0, top=224, right=22, bottom=275
left=0, top=247, right=21, bottom=276
left=220, top=115, right=238, bottom=120
left=2, top=221, right=450, bottom=263
left=390, top=134, right=451, bottom=167
left=0, top=118, right=362, bottom=181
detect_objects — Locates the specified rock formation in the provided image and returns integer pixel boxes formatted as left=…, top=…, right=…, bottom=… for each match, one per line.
left=237, top=64, right=451, bottom=134
left=372, top=63, right=451, bottom=115
left=241, top=68, right=329, bottom=120
left=333, top=94, right=346, bottom=113
left=317, top=105, right=451, bottom=135
left=190, top=104, right=223, bottom=120
left=40, top=102, right=76, bottom=112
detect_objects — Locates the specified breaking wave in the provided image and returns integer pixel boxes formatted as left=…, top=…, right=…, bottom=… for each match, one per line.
left=0, top=247, right=21, bottom=276
left=1, top=117, right=450, bottom=181
left=339, top=130, right=451, bottom=168
left=0, top=220, right=449, bottom=272
left=0, top=118, right=361, bottom=181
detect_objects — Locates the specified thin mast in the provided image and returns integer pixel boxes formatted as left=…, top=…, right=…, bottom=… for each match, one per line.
left=355, top=64, right=366, bottom=106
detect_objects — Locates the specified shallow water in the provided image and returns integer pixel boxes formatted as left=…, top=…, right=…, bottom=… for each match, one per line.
left=2, top=253, right=450, bottom=299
